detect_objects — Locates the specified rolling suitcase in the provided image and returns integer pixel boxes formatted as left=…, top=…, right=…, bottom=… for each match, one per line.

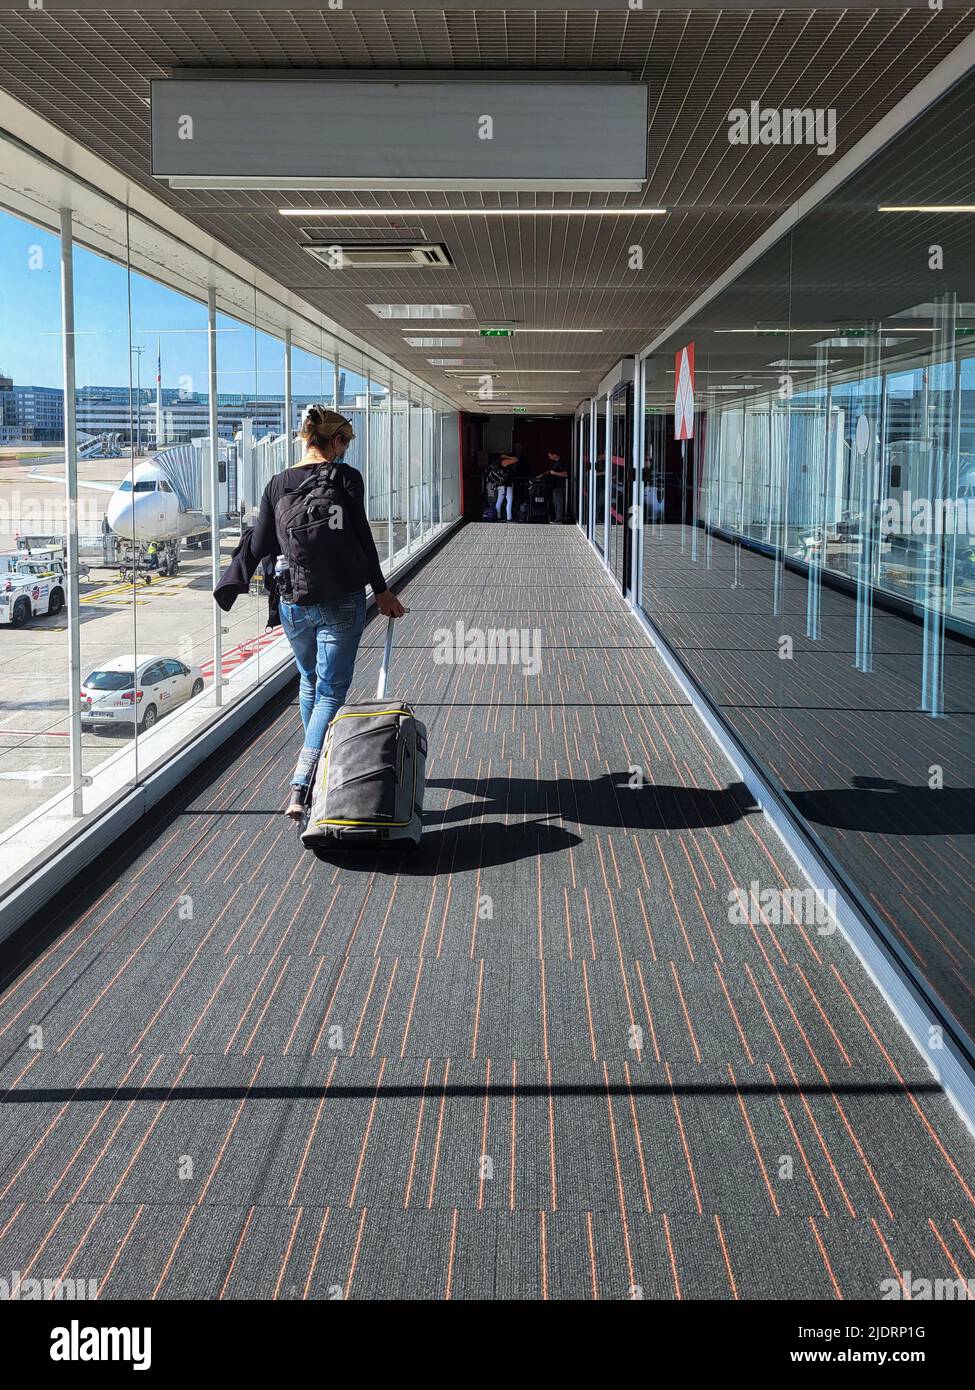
left=300, top=615, right=426, bottom=855
left=529, top=482, right=549, bottom=523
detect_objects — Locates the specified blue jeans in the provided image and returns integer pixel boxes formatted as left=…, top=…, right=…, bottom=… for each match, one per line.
left=279, top=589, right=367, bottom=790
left=494, top=484, right=513, bottom=520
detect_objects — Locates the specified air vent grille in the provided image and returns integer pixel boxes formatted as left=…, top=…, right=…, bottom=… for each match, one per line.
left=303, top=242, right=453, bottom=269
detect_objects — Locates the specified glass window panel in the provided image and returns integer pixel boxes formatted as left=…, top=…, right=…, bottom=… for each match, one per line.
left=594, top=399, right=607, bottom=554
left=124, top=254, right=211, bottom=770
left=72, top=209, right=140, bottom=796
left=368, top=373, right=393, bottom=566
left=292, top=335, right=334, bottom=431
left=635, top=146, right=975, bottom=1054
left=0, top=140, right=461, bottom=897
left=337, top=355, right=367, bottom=475
left=213, top=296, right=264, bottom=696
left=0, top=207, right=68, bottom=839
left=390, top=375, right=410, bottom=567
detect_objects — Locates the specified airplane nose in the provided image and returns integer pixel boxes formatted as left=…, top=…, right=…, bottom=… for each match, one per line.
left=107, top=493, right=167, bottom=543
left=106, top=493, right=136, bottom=541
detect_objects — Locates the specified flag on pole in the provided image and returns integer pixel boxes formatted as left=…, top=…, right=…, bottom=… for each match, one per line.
left=155, top=336, right=164, bottom=449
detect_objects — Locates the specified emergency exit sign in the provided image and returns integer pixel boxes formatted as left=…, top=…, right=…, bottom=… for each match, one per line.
left=480, top=328, right=513, bottom=337
left=513, top=406, right=527, bottom=412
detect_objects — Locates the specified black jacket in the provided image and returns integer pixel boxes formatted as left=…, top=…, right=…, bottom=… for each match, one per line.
left=213, top=462, right=387, bottom=617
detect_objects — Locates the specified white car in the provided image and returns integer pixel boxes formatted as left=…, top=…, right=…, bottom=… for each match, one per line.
left=81, top=655, right=205, bottom=733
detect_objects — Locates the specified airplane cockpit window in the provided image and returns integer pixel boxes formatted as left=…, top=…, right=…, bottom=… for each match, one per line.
left=159, top=480, right=173, bottom=492
left=118, top=479, right=133, bottom=492
left=133, top=480, right=157, bottom=492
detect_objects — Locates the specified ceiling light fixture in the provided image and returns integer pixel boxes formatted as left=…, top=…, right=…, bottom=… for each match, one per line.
left=281, top=207, right=666, bottom=218
left=877, top=205, right=975, bottom=213
left=404, top=329, right=602, bottom=338
left=713, top=328, right=841, bottom=335
left=446, top=370, right=581, bottom=377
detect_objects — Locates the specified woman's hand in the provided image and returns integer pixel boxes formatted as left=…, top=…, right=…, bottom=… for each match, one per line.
left=376, top=589, right=408, bottom=618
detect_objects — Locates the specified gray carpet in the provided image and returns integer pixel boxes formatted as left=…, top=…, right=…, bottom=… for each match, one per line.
left=0, top=522, right=974, bottom=1300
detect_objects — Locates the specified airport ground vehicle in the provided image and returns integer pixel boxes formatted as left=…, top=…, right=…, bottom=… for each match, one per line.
left=0, top=545, right=93, bottom=626
left=15, top=547, right=89, bottom=581
left=0, top=567, right=64, bottom=626
left=80, top=654, right=205, bottom=732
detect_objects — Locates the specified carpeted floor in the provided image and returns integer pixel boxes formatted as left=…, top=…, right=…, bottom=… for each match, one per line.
left=0, top=522, right=973, bottom=1300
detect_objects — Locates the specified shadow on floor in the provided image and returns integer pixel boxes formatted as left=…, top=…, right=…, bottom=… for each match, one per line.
left=425, top=774, right=759, bottom=830
left=788, top=776, right=975, bottom=836
left=310, top=819, right=582, bottom=874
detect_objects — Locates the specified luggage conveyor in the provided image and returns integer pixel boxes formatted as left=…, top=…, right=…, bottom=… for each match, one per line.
left=0, top=523, right=973, bottom=1300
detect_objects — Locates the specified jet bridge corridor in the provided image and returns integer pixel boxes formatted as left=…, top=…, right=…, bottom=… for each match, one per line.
left=1, top=524, right=973, bottom=1301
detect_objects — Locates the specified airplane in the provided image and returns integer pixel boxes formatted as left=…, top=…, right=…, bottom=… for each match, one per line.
left=104, top=460, right=210, bottom=545
left=31, top=457, right=213, bottom=578
left=33, top=458, right=212, bottom=543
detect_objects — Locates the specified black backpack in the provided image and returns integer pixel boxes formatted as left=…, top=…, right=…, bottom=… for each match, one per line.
left=273, top=464, right=368, bottom=604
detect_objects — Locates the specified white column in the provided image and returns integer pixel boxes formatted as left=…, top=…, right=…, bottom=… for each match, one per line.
left=364, top=375, right=372, bottom=518
left=405, top=392, right=412, bottom=550
left=207, top=287, right=223, bottom=706
left=387, top=374, right=394, bottom=564
left=59, top=209, right=85, bottom=817
left=283, top=326, right=292, bottom=451
left=438, top=405, right=444, bottom=528
left=604, top=393, right=611, bottom=561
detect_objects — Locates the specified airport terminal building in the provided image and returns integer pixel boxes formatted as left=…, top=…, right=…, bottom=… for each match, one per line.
left=0, top=0, right=973, bottom=1329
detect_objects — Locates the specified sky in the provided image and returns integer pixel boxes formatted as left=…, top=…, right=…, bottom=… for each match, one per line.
left=0, top=207, right=375, bottom=399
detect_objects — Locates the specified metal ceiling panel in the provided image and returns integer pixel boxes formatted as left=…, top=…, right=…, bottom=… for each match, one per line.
left=0, top=6, right=973, bottom=408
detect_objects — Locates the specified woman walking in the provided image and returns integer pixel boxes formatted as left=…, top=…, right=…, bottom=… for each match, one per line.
left=215, top=406, right=405, bottom=820
left=493, top=453, right=517, bottom=522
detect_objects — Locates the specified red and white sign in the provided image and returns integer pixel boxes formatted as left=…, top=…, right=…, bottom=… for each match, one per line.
left=674, top=342, right=695, bottom=441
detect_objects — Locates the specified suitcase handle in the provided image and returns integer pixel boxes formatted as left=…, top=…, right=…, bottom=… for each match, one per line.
left=369, top=600, right=406, bottom=700
left=375, top=622, right=395, bottom=706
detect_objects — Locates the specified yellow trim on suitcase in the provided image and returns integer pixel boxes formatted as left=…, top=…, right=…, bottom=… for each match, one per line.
left=332, top=708, right=413, bottom=721
left=312, top=709, right=419, bottom=829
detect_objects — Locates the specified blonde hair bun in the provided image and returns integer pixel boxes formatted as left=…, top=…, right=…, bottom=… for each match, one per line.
left=300, top=405, right=355, bottom=451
